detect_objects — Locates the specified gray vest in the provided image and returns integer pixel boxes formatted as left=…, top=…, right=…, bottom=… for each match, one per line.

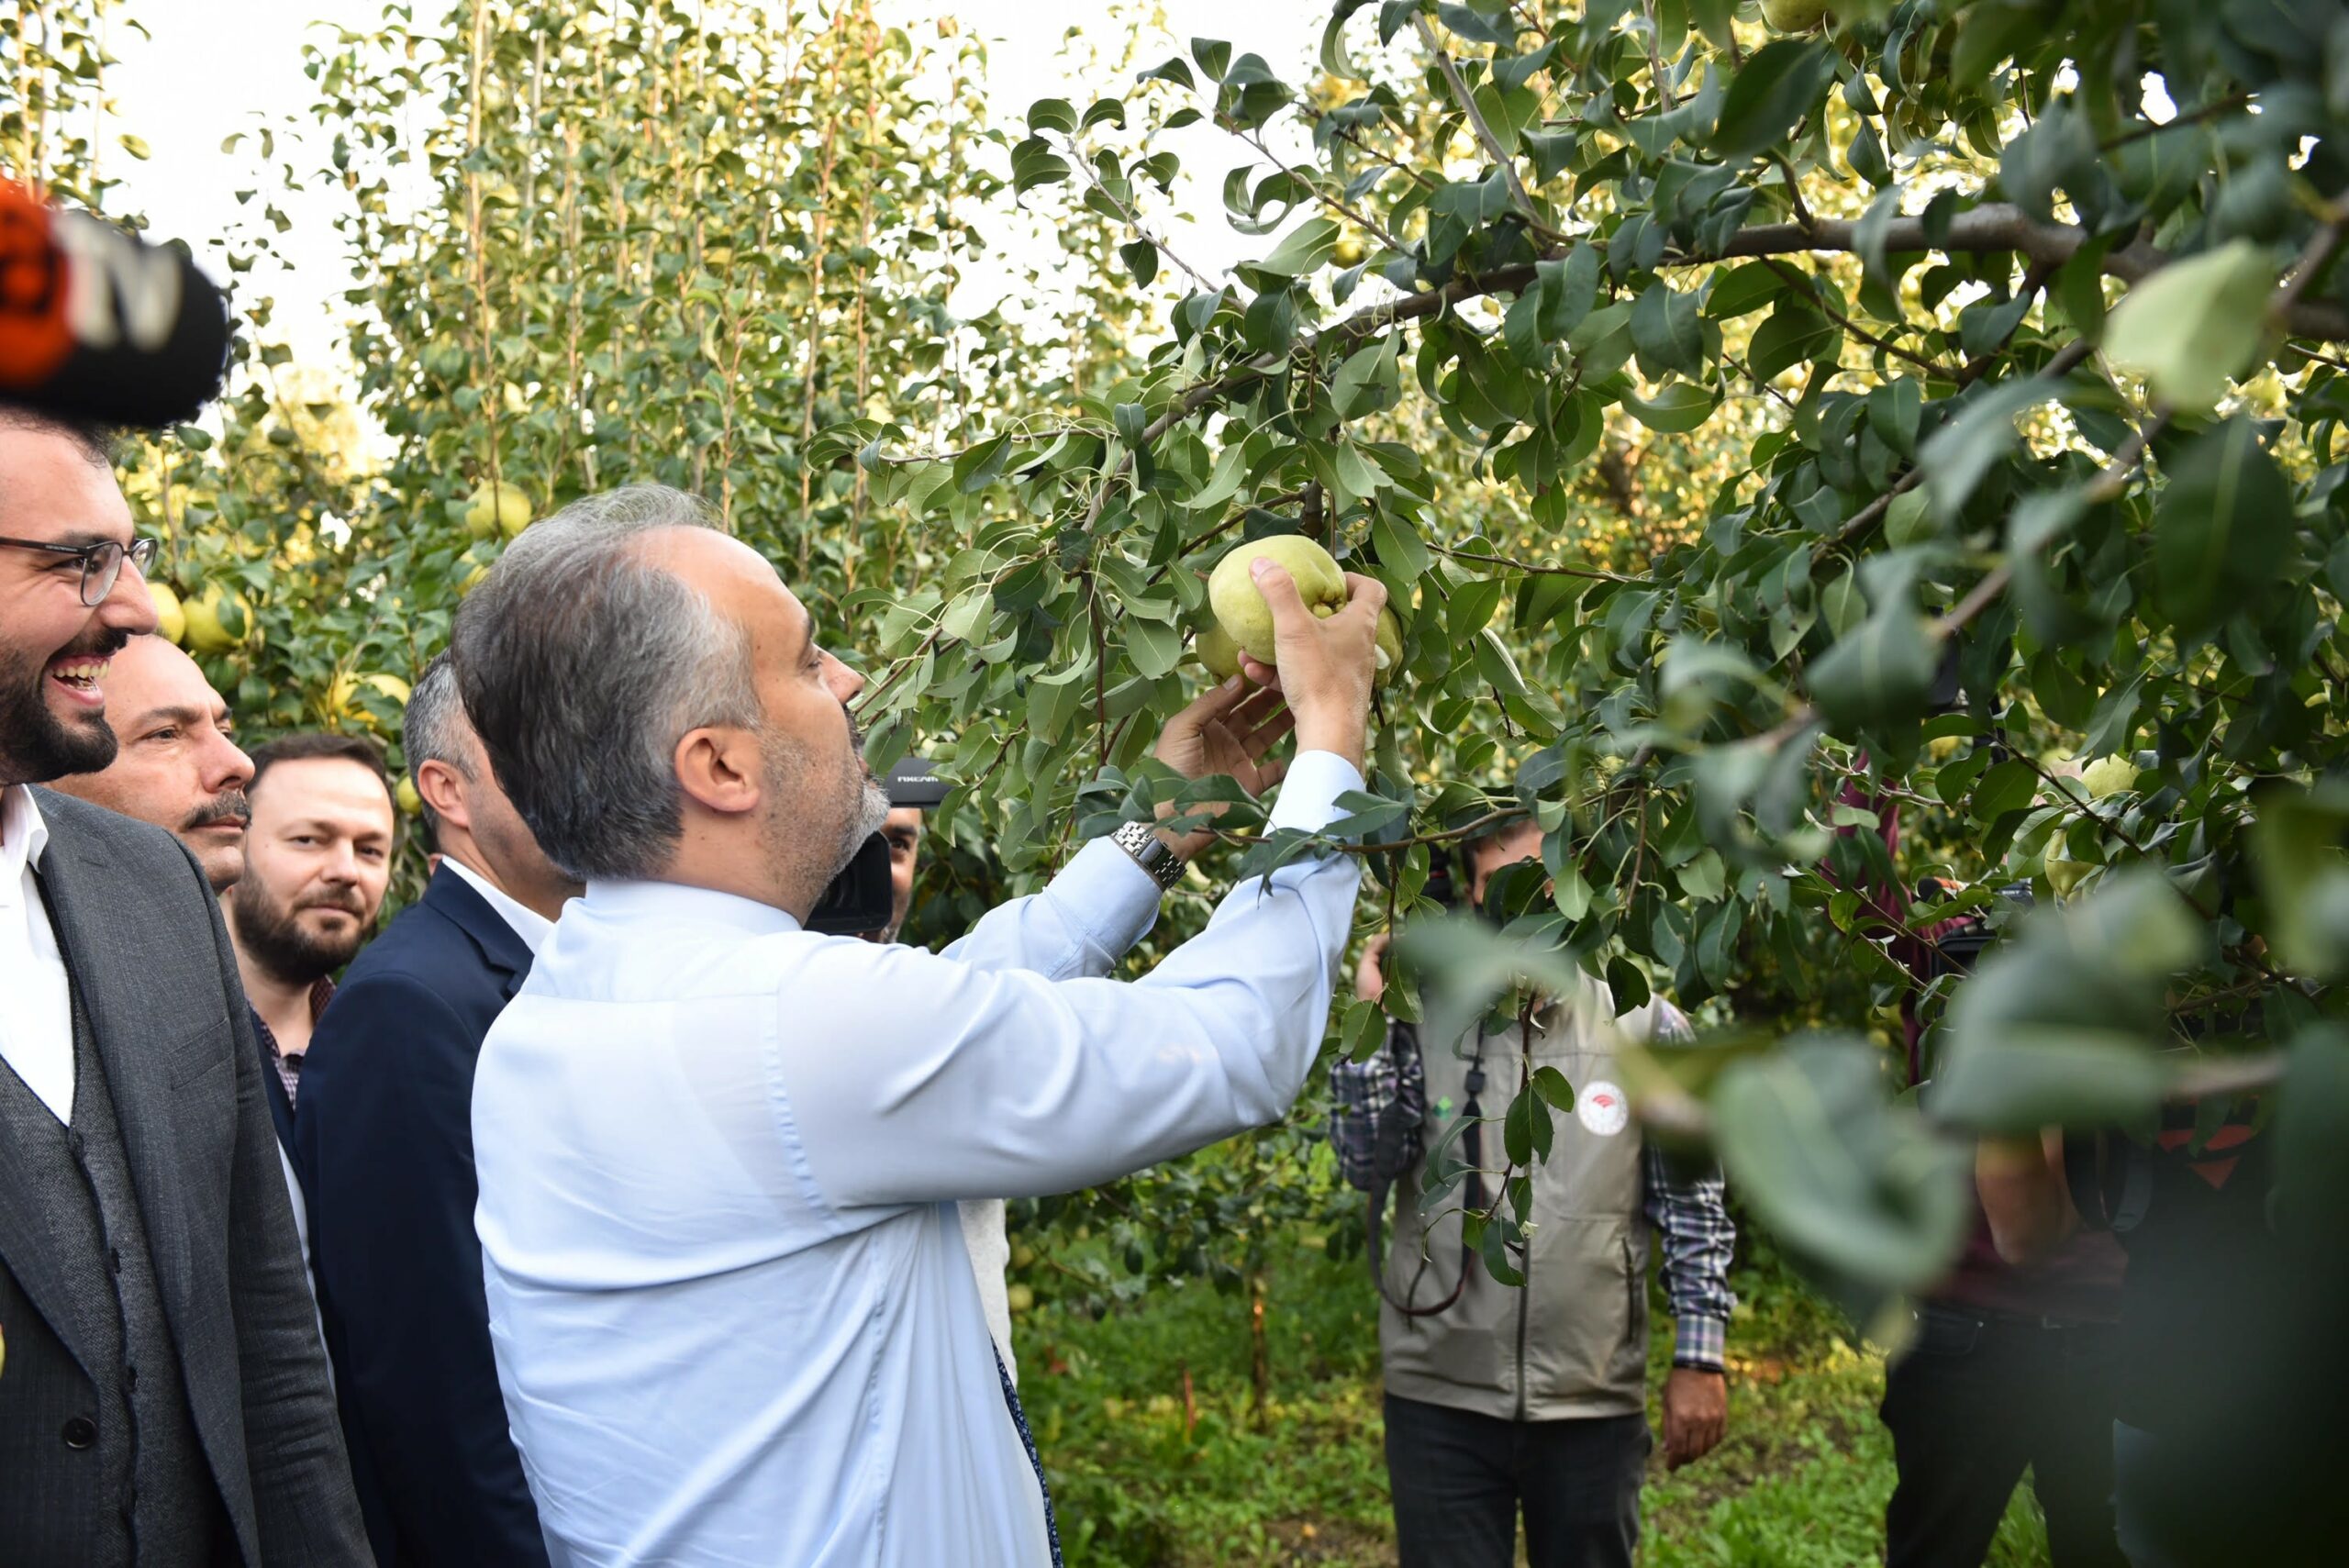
left=1378, top=980, right=1653, bottom=1422
left=0, top=978, right=226, bottom=1565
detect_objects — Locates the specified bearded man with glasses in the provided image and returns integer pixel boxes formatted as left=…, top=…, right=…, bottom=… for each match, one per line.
left=0, top=408, right=373, bottom=1566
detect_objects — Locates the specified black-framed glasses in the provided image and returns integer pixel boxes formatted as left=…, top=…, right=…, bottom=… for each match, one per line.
left=0, top=535, right=161, bottom=606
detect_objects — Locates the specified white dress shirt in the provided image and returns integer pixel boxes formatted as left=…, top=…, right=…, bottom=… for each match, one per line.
left=0, top=784, right=74, bottom=1121
left=958, top=1196, right=1018, bottom=1379
left=442, top=853, right=558, bottom=952
left=473, top=751, right=1364, bottom=1568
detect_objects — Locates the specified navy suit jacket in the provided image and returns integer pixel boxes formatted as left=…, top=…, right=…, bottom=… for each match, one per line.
left=292, top=864, right=551, bottom=1568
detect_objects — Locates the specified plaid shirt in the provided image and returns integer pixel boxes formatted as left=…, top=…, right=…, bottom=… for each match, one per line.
left=248, top=976, right=335, bottom=1108
left=1330, top=999, right=1736, bottom=1373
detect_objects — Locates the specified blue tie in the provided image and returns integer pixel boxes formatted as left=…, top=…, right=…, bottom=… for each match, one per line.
left=994, top=1345, right=1063, bottom=1567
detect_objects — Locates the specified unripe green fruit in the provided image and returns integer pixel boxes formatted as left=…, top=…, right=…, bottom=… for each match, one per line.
left=1763, top=0, right=1830, bottom=30
left=1195, top=624, right=1242, bottom=681
left=1374, top=606, right=1403, bottom=686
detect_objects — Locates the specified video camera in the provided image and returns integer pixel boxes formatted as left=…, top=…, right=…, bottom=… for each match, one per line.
left=805, top=756, right=946, bottom=935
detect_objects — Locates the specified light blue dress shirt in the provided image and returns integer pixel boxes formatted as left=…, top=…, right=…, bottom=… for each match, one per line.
left=473, top=751, right=1364, bottom=1567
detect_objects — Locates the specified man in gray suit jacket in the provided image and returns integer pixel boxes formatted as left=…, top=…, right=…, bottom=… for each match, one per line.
left=0, top=411, right=373, bottom=1566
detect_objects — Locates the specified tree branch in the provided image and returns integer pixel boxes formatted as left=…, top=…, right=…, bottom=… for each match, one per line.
left=1415, top=15, right=1548, bottom=232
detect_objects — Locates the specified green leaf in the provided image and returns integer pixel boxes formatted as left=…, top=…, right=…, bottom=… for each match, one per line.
left=1919, top=376, right=2057, bottom=522
left=953, top=434, right=1009, bottom=494
left=1255, top=217, right=1341, bottom=278
left=1332, top=334, right=1401, bottom=419
left=1712, top=1037, right=1971, bottom=1298
left=1808, top=609, right=1934, bottom=731
left=1118, top=239, right=1159, bottom=289
left=1971, top=759, right=2040, bottom=824
left=1935, top=873, right=2199, bottom=1133
left=1622, top=382, right=1718, bottom=433
left=1126, top=615, right=1184, bottom=678
left=1026, top=97, right=1077, bottom=135
left=1704, top=261, right=1785, bottom=320
left=1371, top=507, right=1432, bottom=581
left=1709, top=39, right=1836, bottom=161
left=2153, top=415, right=2292, bottom=639
left=1748, top=299, right=1840, bottom=382
left=1188, top=441, right=1248, bottom=514
left=1009, top=137, right=1071, bottom=195
left=1531, top=1064, right=1575, bottom=1113
left=2103, top=240, right=2276, bottom=411
left=2252, top=782, right=2349, bottom=978
left=1631, top=285, right=1705, bottom=380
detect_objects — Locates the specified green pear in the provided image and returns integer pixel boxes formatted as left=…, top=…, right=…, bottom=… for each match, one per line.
left=1195, top=623, right=1242, bottom=681
left=1762, top=0, right=1830, bottom=29
left=1375, top=606, right=1404, bottom=686
left=1207, top=535, right=1347, bottom=664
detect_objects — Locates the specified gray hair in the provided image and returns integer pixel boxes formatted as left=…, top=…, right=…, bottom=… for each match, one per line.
left=450, top=484, right=760, bottom=883
left=401, top=652, right=468, bottom=852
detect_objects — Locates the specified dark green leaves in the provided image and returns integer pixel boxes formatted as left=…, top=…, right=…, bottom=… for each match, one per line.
left=1934, top=873, right=2200, bottom=1133
left=1253, top=217, right=1341, bottom=278
left=2104, top=240, right=2277, bottom=411
left=1631, top=285, right=1704, bottom=380
left=1709, top=39, right=1835, bottom=161
left=1712, top=1036, right=1971, bottom=1306
left=1809, top=606, right=1935, bottom=732
left=2154, top=416, right=2291, bottom=639
left=1009, top=137, right=1070, bottom=195
left=1026, top=97, right=1077, bottom=135
left=2252, top=783, right=2349, bottom=979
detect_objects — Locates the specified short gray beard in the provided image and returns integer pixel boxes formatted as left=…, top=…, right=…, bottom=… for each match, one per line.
left=838, top=775, right=890, bottom=879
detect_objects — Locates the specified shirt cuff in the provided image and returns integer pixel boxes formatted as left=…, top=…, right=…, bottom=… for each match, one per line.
left=1052, top=837, right=1163, bottom=954
left=1672, top=1316, right=1728, bottom=1373
left=1265, top=751, right=1366, bottom=836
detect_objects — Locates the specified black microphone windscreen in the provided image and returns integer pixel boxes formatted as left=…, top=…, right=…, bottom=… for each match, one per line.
left=0, top=181, right=231, bottom=428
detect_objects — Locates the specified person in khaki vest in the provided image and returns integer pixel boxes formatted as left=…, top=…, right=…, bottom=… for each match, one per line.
left=1334, top=817, right=1736, bottom=1568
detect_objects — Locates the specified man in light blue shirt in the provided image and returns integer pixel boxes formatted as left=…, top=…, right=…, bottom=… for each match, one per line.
left=451, top=484, right=1386, bottom=1567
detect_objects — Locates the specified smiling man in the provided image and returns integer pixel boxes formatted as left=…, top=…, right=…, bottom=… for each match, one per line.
left=0, top=409, right=372, bottom=1564
left=49, top=632, right=254, bottom=892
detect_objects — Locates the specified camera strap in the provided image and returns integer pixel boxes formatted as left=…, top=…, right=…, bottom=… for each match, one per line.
left=1368, top=1039, right=1486, bottom=1319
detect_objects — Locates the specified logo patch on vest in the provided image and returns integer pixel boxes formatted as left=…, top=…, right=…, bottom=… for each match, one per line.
left=1577, top=1080, right=1629, bottom=1137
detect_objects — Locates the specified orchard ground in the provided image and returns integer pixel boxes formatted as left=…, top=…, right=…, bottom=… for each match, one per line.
left=1021, top=1221, right=2050, bottom=1568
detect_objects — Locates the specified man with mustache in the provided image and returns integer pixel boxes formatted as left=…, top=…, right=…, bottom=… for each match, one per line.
left=48, top=632, right=254, bottom=891
left=225, top=732, right=398, bottom=1163
left=0, top=409, right=373, bottom=1564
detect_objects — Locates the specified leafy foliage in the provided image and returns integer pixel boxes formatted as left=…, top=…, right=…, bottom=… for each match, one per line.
left=14, top=0, right=2349, bottom=1322
left=834, top=0, right=2349, bottom=1313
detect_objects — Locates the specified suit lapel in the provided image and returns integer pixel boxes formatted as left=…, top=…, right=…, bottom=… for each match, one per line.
left=0, top=1030, right=90, bottom=1373
left=33, top=828, right=205, bottom=1367
left=427, top=865, right=536, bottom=1001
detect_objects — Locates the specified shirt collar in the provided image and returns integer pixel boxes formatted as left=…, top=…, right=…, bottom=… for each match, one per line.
left=0, top=784, right=50, bottom=879
left=442, top=854, right=557, bottom=955
left=580, top=878, right=803, bottom=939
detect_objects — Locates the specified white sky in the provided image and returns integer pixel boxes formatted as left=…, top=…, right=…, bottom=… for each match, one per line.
left=102, top=0, right=1333, bottom=391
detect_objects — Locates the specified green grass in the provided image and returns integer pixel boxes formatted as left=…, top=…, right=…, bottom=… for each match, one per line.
left=1018, top=1229, right=2054, bottom=1567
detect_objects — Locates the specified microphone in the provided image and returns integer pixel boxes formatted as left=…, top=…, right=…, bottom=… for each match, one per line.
left=0, top=180, right=231, bottom=428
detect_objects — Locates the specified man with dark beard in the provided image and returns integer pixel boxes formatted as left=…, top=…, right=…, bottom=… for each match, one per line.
left=0, top=409, right=373, bottom=1564
left=227, top=732, right=397, bottom=1161
left=48, top=632, right=254, bottom=891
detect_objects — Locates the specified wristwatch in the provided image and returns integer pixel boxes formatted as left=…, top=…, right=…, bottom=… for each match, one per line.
left=1111, top=819, right=1187, bottom=893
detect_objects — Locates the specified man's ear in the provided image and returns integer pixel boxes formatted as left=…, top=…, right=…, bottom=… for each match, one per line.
left=415, top=758, right=470, bottom=833
left=675, top=726, right=763, bottom=817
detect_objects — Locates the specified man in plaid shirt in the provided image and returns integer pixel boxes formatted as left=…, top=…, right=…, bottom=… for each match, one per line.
left=1330, top=819, right=1736, bottom=1568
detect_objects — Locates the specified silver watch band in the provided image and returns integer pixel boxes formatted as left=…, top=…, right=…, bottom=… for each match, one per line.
left=1110, top=819, right=1186, bottom=892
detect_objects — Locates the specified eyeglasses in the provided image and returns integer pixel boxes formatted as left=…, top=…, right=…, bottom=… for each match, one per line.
left=0, top=535, right=161, bottom=606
